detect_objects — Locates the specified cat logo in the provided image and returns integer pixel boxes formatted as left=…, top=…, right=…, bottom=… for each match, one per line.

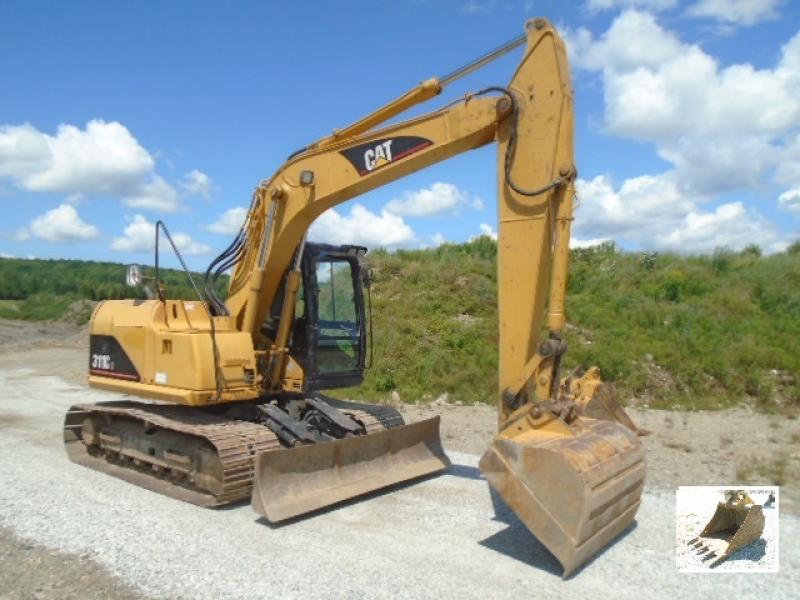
left=340, top=136, right=433, bottom=176
left=364, top=140, right=393, bottom=172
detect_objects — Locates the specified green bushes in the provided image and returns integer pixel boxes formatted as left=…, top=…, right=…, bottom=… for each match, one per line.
left=354, top=240, right=800, bottom=411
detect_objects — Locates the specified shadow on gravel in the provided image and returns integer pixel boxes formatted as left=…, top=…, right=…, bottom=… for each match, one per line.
left=721, top=538, right=767, bottom=566
left=446, top=463, right=483, bottom=480
left=479, top=487, right=638, bottom=578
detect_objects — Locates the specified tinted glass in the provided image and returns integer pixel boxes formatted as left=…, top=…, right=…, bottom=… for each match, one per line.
left=315, top=260, right=360, bottom=373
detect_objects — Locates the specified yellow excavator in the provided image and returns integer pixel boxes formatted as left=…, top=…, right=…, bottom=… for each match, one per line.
left=64, top=19, right=646, bottom=577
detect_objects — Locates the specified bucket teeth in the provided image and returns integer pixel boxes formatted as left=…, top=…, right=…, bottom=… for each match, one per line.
left=701, top=553, right=717, bottom=562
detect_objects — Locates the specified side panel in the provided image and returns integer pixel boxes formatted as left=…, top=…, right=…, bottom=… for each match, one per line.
left=88, top=299, right=260, bottom=406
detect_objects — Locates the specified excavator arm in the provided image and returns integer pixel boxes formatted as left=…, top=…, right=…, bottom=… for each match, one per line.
left=225, top=19, right=574, bottom=421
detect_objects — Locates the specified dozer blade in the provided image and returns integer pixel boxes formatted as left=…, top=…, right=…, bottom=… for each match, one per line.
left=699, top=491, right=765, bottom=561
left=251, top=416, right=450, bottom=522
left=480, top=414, right=645, bottom=577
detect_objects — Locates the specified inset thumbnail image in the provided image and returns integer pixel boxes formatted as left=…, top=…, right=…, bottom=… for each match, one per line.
left=676, top=486, right=778, bottom=573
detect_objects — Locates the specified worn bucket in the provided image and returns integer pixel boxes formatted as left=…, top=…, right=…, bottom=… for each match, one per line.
left=480, top=414, right=646, bottom=577
left=692, top=491, right=765, bottom=563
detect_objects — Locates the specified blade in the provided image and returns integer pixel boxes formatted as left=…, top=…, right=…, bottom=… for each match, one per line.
left=251, top=416, right=450, bottom=522
left=578, top=382, right=650, bottom=437
left=480, top=416, right=645, bottom=577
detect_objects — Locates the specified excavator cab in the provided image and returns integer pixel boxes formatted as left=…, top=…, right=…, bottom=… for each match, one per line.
left=293, top=243, right=370, bottom=391
left=262, top=242, right=370, bottom=390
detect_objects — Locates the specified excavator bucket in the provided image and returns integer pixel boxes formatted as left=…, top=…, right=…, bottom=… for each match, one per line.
left=251, top=416, right=450, bottom=521
left=480, top=414, right=646, bottom=577
left=690, top=491, right=765, bottom=565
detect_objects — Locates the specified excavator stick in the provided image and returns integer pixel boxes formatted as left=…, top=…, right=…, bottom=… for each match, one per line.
left=480, top=413, right=645, bottom=577
left=690, top=490, right=765, bottom=565
left=252, top=416, right=450, bottom=521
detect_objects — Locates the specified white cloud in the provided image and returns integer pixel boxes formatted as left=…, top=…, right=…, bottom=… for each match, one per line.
left=208, top=206, right=248, bottom=235
left=0, top=120, right=201, bottom=212
left=471, top=196, right=485, bottom=210
left=384, top=182, right=478, bottom=217
left=122, top=175, right=182, bottom=212
left=586, top=0, right=677, bottom=12
left=111, top=215, right=211, bottom=255
left=575, top=174, right=783, bottom=252
left=181, top=169, right=213, bottom=199
left=567, top=10, right=800, bottom=198
left=0, top=120, right=152, bottom=194
left=470, top=223, right=497, bottom=241
left=575, top=174, right=694, bottom=241
left=653, top=201, right=781, bottom=251
left=1, top=252, right=15, bottom=258
left=686, top=0, right=784, bottom=26
left=571, top=237, right=610, bottom=249
left=778, top=188, right=800, bottom=212
left=430, top=233, right=446, bottom=247
left=28, top=204, right=100, bottom=243
left=309, top=204, right=415, bottom=248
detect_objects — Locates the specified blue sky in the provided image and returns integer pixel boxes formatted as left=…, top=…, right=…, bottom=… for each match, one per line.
left=1, top=0, right=799, bottom=270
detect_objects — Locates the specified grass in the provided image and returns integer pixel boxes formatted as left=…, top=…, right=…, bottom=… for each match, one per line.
left=0, top=294, right=75, bottom=321
left=0, top=299, right=19, bottom=315
left=344, top=240, right=800, bottom=413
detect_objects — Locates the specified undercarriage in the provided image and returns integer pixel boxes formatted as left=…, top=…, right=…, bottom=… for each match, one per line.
left=63, top=395, right=405, bottom=507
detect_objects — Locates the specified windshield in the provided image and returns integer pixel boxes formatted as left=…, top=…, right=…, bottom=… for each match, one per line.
left=315, top=259, right=360, bottom=373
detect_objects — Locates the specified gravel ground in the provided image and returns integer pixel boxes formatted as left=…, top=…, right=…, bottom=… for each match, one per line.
left=676, top=488, right=778, bottom=573
left=1, top=366, right=800, bottom=599
left=0, top=526, right=144, bottom=600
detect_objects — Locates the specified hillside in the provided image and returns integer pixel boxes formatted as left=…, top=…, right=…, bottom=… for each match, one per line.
left=357, top=240, right=800, bottom=412
left=1, top=240, right=798, bottom=412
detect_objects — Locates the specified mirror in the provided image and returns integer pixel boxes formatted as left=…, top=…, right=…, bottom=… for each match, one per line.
left=361, top=267, right=373, bottom=289
left=126, top=264, right=142, bottom=287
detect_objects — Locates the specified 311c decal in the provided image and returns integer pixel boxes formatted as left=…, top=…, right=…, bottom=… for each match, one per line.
left=339, top=136, right=433, bottom=176
left=91, top=353, right=113, bottom=370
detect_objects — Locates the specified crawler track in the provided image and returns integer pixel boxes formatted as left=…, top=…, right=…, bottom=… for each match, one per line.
left=63, top=400, right=389, bottom=507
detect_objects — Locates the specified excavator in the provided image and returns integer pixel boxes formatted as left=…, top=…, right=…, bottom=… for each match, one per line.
left=64, top=19, right=646, bottom=577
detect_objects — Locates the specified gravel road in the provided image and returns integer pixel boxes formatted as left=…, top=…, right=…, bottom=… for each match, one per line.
left=1, top=365, right=799, bottom=599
